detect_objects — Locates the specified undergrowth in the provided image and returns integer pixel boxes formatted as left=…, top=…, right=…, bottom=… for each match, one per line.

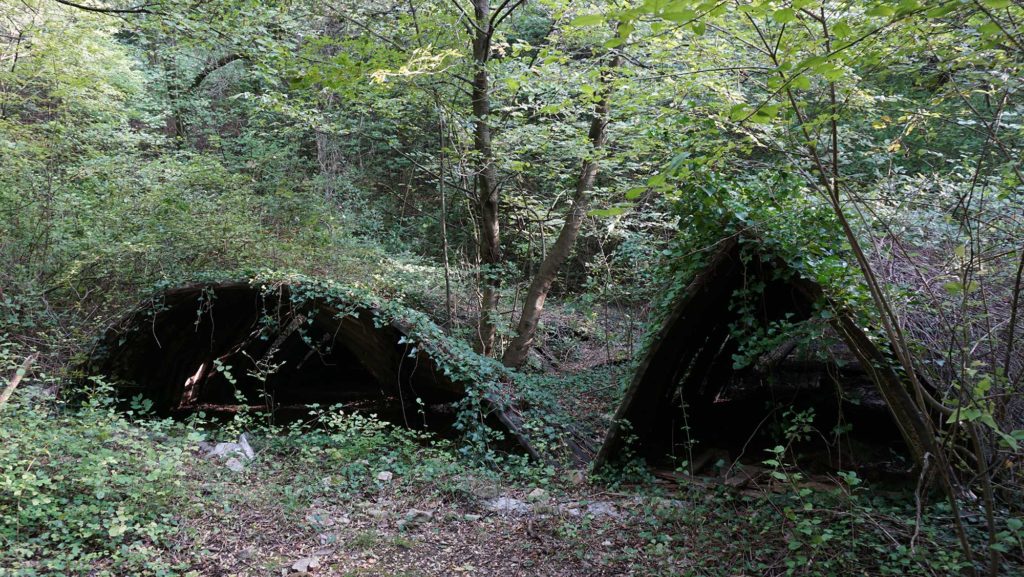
left=0, top=389, right=196, bottom=576
left=3, top=378, right=1021, bottom=576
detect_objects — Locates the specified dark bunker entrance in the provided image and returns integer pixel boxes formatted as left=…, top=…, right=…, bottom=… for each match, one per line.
left=594, top=237, right=914, bottom=482
left=86, top=282, right=475, bottom=432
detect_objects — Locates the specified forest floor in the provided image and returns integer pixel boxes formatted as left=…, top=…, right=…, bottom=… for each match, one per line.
left=171, top=323, right=677, bottom=577
left=2, top=360, right=1009, bottom=577
left=162, top=420, right=984, bottom=577
left=176, top=448, right=676, bottom=577
left=1, top=307, right=1012, bottom=576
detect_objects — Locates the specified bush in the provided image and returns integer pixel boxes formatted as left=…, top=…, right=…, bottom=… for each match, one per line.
left=0, top=390, right=197, bottom=577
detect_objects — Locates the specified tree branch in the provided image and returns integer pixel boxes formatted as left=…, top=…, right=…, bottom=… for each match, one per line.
left=50, top=0, right=154, bottom=14
left=190, top=53, right=246, bottom=91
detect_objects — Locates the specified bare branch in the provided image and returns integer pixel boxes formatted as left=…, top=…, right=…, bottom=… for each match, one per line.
left=50, top=0, right=154, bottom=14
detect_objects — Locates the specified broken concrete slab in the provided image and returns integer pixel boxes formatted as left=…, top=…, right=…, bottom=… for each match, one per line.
left=397, top=508, right=433, bottom=530
left=594, top=235, right=925, bottom=476
left=290, top=556, right=320, bottom=573
left=483, top=497, right=529, bottom=515
left=84, top=279, right=537, bottom=456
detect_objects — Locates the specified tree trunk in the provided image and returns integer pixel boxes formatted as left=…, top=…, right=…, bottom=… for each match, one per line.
left=471, top=0, right=501, bottom=356
left=502, top=54, right=621, bottom=368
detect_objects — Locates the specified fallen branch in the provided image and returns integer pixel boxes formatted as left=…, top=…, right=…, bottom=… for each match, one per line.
left=0, top=353, right=39, bottom=410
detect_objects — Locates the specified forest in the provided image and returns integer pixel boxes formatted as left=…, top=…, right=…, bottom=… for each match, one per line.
left=1, top=0, right=1023, bottom=575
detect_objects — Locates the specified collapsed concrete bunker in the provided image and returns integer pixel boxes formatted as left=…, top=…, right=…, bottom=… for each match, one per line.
left=85, top=279, right=528, bottom=446
left=594, top=236, right=930, bottom=479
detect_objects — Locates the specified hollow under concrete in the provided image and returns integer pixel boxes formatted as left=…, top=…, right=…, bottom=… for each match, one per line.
left=86, top=282, right=472, bottom=430
left=595, top=236, right=915, bottom=480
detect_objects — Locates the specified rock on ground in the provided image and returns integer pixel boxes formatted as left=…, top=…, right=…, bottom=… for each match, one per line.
left=483, top=497, right=529, bottom=515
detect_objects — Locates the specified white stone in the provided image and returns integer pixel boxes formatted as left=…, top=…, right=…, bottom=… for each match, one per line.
left=207, top=442, right=243, bottom=459
left=291, top=556, right=320, bottom=572
left=398, top=508, right=432, bottom=530
left=586, top=501, right=619, bottom=518
left=483, top=497, right=529, bottom=515
left=238, top=433, right=255, bottom=460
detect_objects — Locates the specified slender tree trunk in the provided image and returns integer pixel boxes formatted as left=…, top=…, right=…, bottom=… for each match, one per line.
left=471, top=0, right=501, bottom=356
left=438, top=112, right=454, bottom=325
left=502, top=54, right=622, bottom=368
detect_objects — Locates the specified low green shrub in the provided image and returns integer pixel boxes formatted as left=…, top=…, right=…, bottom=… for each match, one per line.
left=0, top=388, right=197, bottom=577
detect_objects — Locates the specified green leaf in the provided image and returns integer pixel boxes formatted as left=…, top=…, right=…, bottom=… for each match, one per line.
left=571, top=14, right=605, bottom=27
left=979, top=21, right=1003, bottom=37
left=728, top=103, right=750, bottom=120
left=926, top=2, right=959, bottom=17
left=588, top=207, right=628, bottom=218
left=865, top=5, right=896, bottom=17
left=625, top=187, right=646, bottom=200
left=750, top=104, right=781, bottom=123
left=832, top=20, right=852, bottom=38
left=945, top=407, right=983, bottom=424
left=662, top=8, right=697, bottom=22
left=773, top=8, right=797, bottom=23
left=995, top=429, right=1019, bottom=450
left=982, top=0, right=1011, bottom=8
left=896, top=0, right=922, bottom=14
left=647, top=173, right=667, bottom=187
left=797, top=55, right=828, bottom=72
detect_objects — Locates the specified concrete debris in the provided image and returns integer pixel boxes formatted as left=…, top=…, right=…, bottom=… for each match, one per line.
left=206, top=442, right=243, bottom=459
left=225, top=457, right=245, bottom=473
left=238, top=433, right=255, bottom=460
left=526, top=488, right=550, bottom=503
left=398, top=508, right=433, bottom=530
left=483, top=497, right=529, bottom=515
left=376, top=471, right=394, bottom=482
left=290, top=556, right=320, bottom=573
left=585, top=501, right=619, bottom=518
left=205, top=435, right=255, bottom=462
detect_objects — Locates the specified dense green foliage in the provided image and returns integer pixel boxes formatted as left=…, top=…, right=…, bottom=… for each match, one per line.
left=2, top=0, right=1024, bottom=574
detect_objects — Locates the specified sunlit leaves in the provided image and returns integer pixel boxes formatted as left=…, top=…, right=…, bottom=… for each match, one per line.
left=624, top=187, right=646, bottom=200
left=661, top=7, right=697, bottom=22
left=571, top=14, right=604, bottom=27
left=832, top=20, right=853, bottom=39
left=773, top=8, right=797, bottom=24
left=924, top=1, right=960, bottom=18
left=790, top=75, right=812, bottom=90
left=370, top=48, right=461, bottom=84
left=588, top=205, right=629, bottom=217
left=865, top=5, right=896, bottom=18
